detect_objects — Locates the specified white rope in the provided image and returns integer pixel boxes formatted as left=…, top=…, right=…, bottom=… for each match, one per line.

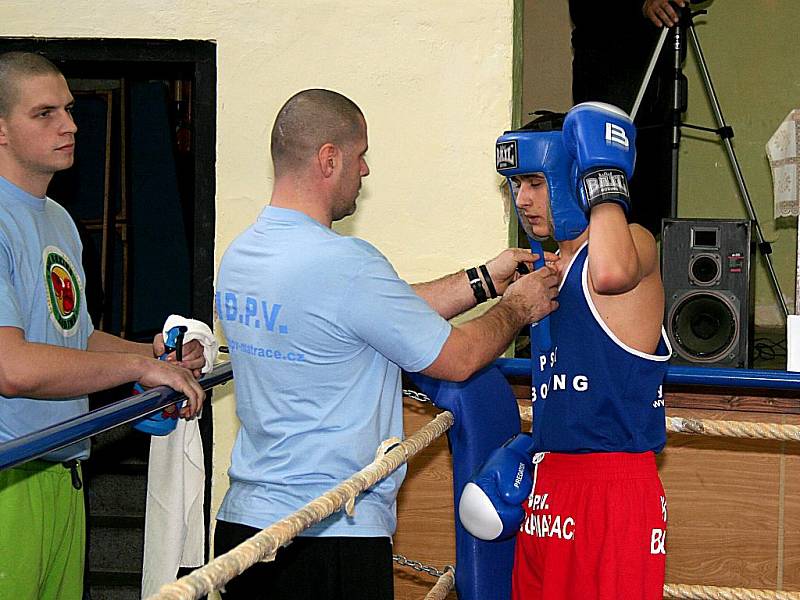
left=519, top=405, right=800, bottom=442
left=146, top=411, right=455, bottom=600
left=664, top=583, right=800, bottom=599
left=424, top=566, right=456, bottom=600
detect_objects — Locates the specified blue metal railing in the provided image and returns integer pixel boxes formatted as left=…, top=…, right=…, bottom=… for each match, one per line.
left=4, top=360, right=800, bottom=473
left=0, top=362, right=233, bottom=472
left=495, top=358, right=800, bottom=392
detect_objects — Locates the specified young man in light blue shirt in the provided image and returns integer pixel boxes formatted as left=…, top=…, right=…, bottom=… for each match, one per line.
left=0, top=51, right=206, bottom=600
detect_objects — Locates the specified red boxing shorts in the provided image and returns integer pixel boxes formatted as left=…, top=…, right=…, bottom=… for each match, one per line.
left=512, top=452, right=666, bottom=600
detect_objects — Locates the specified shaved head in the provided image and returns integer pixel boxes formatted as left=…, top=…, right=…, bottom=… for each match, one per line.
left=271, top=89, right=364, bottom=177
left=0, top=52, right=63, bottom=118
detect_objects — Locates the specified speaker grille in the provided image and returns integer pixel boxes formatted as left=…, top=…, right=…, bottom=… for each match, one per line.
left=668, top=290, right=739, bottom=363
left=689, top=254, right=721, bottom=286
left=661, top=217, right=753, bottom=368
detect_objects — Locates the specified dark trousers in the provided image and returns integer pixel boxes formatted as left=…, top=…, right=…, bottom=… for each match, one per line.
left=569, top=0, right=674, bottom=236
left=214, top=520, right=394, bottom=600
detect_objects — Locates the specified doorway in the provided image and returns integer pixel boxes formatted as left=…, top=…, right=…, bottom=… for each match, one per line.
left=0, top=37, right=216, bottom=597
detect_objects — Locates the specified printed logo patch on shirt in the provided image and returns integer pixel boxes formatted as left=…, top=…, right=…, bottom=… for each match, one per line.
left=43, top=246, right=82, bottom=336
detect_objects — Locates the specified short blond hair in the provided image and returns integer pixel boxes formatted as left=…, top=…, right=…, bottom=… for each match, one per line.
left=0, top=52, right=63, bottom=117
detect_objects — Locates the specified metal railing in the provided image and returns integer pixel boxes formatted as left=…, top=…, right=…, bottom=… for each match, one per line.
left=0, top=362, right=233, bottom=471
left=495, top=359, right=800, bottom=391
left=4, top=359, right=800, bottom=473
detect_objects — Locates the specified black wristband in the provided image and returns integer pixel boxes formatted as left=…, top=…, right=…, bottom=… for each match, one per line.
left=479, top=264, right=498, bottom=299
left=466, top=267, right=487, bottom=304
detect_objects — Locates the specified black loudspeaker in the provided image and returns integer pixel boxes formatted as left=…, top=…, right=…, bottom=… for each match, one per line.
left=661, top=218, right=755, bottom=367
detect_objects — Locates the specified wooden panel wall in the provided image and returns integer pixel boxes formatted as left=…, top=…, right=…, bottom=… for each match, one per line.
left=393, top=388, right=800, bottom=598
left=394, top=399, right=458, bottom=599
left=661, top=407, right=800, bottom=590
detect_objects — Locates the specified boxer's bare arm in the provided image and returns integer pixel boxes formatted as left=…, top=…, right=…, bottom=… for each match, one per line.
left=586, top=204, right=646, bottom=295
left=586, top=213, right=664, bottom=354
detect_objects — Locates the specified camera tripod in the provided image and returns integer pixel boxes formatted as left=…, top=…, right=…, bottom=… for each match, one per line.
left=631, top=4, right=788, bottom=320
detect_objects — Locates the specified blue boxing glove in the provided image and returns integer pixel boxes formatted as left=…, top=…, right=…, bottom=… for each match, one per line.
left=562, top=101, right=636, bottom=214
left=458, top=433, right=534, bottom=541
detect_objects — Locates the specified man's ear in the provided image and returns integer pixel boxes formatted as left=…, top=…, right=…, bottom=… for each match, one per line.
left=318, top=143, right=338, bottom=178
left=0, top=118, right=7, bottom=145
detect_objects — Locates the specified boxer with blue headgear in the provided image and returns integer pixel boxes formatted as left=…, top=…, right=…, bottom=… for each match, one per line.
left=496, top=111, right=587, bottom=243
left=496, top=102, right=637, bottom=244
left=461, top=102, right=672, bottom=600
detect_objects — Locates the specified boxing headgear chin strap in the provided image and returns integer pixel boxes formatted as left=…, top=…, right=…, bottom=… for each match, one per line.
left=496, top=129, right=587, bottom=242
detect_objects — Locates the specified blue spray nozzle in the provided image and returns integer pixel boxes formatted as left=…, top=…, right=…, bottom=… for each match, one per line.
left=164, top=325, right=188, bottom=354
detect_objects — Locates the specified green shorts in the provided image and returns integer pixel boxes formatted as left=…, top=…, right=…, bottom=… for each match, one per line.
left=0, top=459, right=85, bottom=600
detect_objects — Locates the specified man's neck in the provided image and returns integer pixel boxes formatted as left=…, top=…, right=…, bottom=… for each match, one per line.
left=557, top=230, right=589, bottom=262
left=270, top=177, right=333, bottom=228
left=0, top=163, right=51, bottom=198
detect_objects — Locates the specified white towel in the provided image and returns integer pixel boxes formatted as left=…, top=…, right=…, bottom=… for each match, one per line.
left=141, top=315, right=217, bottom=598
left=766, top=108, right=800, bottom=219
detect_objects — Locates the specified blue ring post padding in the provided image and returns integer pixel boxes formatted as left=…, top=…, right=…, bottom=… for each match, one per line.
left=0, top=362, right=233, bottom=472
left=410, top=366, right=522, bottom=600
left=495, top=359, right=800, bottom=391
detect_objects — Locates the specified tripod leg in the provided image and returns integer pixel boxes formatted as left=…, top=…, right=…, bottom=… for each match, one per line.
left=630, top=27, right=669, bottom=122
left=669, top=14, right=689, bottom=218
left=687, top=23, right=789, bottom=319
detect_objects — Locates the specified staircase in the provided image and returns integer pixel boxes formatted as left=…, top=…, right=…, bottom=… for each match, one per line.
left=81, top=385, right=213, bottom=600
left=84, top=422, right=149, bottom=600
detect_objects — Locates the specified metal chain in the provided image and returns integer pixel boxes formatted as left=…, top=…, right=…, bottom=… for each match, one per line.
left=403, top=389, right=432, bottom=403
left=392, top=553, right=452, bottom=579
left=395, top=391, right=447, bottom=584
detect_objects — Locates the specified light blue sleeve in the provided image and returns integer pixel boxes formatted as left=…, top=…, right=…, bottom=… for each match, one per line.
left=0, top=236, right=23, bottom=329
left=337, top=256, right=451, bottom=373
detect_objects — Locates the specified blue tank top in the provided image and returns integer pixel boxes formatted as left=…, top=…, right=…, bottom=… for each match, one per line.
left=530, top=243, right=671, bottom=453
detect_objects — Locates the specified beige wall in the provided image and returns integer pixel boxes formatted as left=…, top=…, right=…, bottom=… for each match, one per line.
left=522, top=0, right=800, bottom=327
left=2, top=0, right=517, bottom=547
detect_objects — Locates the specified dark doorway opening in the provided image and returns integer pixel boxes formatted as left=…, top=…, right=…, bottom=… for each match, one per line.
left=0, top=37, right=216, bottom=598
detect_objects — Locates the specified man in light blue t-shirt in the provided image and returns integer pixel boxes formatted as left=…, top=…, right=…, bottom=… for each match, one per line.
left=0, top=51, right=207, bottom=600
left=214, top=88, right=560, bottom=600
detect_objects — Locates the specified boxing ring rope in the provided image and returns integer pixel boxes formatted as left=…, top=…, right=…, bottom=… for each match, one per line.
left=518, top=405, right=800, bottom=442
left=147, top=409, right=455, bottom=600
left=665, top=416, right=800, bottom=441
left=3, top=359, right=799, bottom=473
left=663, top=584, right=800, bottom=600
left=497, top=359, right=800, bottom=391
left=423, top=566, right=456, bottom=600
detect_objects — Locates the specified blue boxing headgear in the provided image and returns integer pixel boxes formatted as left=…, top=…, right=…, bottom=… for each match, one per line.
left=496, top=114, right=587, bottom=242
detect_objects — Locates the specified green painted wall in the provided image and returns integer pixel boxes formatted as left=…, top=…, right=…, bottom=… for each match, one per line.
left=678, top=0, right=799, bottom=325
left=522, top=0, right=800, bottom=326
